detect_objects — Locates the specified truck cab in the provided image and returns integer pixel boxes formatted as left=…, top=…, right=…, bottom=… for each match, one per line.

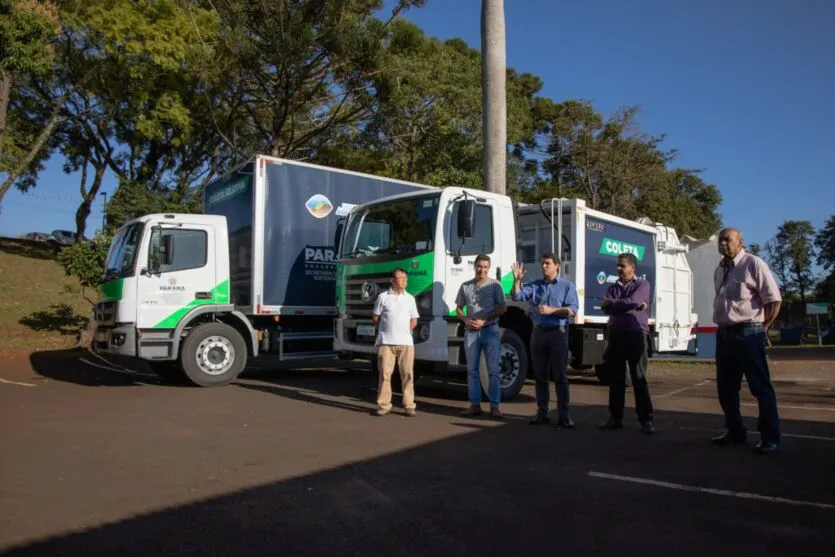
left=94, top=213, right=258, bottom=385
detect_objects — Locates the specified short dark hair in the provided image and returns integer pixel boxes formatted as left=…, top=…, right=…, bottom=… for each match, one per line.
left=391, top=268, right=407, bottom=279
left=474, top=253, right=491, bottom=265
left=540, top=252, right=560, bottom=265
left=617, top=253, right=637, bottom=267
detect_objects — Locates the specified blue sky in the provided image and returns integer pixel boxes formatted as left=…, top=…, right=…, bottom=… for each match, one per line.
left=1, top=0, right=833, bottom=250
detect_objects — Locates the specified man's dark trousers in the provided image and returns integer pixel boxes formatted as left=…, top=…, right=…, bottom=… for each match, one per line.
left=530, top=325, right=570, bottom=417
left=606, top=329, right=654, bottom=423
left=716, top=323, right=780, bottom=443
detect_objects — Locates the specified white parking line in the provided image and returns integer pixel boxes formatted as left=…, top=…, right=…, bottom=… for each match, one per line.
left=678, top=426, right=835, bottom=442
left=742, top=402, right=835, bottom=413
left=588, top=471, right=835, bottom=510
left=656, top=380, right=711, bottom=399
left=0, top=377, right=36, bottom=387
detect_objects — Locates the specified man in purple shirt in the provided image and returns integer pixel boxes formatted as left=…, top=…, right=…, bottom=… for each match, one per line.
left=598, top=253, right=656, bottom=434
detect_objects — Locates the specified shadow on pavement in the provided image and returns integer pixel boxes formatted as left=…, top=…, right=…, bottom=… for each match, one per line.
left=2, top=404, right=834, bottom=557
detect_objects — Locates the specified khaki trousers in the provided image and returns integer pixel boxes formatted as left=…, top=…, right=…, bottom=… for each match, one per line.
left=376, top=344, right=416, bottom=411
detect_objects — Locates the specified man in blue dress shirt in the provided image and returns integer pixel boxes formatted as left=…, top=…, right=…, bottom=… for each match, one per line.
left=512, top=253, right=580, bottom=427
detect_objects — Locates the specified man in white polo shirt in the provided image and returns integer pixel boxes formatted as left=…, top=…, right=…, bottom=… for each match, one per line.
left=372, top=268, right=420, bottom=417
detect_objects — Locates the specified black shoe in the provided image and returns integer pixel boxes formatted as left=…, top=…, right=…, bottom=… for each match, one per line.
left=557, top=416, right=575, bottom=429
left=753, top=440, right=779, bottom=454
left=641, top=420, right=656, bottom=435
left=711, top=432, right=747, bottom=446
left=597, top=418, right=623, bottom=430
left=529, top=413, right=550, bottom=425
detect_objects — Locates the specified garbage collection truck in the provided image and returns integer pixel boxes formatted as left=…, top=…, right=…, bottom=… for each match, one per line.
left=333, top=187, right=697, bottom=400
left=92, top=156, right=429, bottom=385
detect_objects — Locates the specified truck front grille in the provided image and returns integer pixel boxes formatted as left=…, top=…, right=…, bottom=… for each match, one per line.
left=343, top=272, right=391, bottom=319
left=94, top=301, right=116, bottom=325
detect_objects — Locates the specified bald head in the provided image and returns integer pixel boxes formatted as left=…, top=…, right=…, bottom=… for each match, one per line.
left=717, top=228, right=743, bottom=259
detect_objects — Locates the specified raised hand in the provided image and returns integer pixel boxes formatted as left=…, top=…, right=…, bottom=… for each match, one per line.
left=511, top=261, right=526, bottom=281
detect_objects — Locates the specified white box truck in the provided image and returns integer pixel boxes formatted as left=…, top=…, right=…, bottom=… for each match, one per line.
left=333, top=187, right=698, bottom=400
left=92, top=156, right=429, bottom=385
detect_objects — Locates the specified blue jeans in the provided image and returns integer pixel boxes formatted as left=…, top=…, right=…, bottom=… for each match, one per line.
left=464, top=324, right=501, bottom=407
left=716, top=323, right=780, bottom=443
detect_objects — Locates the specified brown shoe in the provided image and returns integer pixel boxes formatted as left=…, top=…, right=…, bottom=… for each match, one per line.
left=460, top=405, right=483, bottom=417
left=489, top=407, right=504, bottom=420
left=404, top=408, right=416, bottom=417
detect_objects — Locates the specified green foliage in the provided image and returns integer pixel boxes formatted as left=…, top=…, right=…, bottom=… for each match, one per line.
left=4, top=0, right=725, bottom=243
left=814, top=215, right=835, bottom=270
left=747, top=243, right=762, bottom=257
left=57, top=234, right=111, bottom=296
left=0, top=0, right=59, bottom=76
left=767, top=220, right=818, bottom=302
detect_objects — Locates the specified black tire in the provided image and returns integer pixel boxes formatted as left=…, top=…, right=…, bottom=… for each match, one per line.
left=595, top=361, right=632, bottom=387
left=569, top=359, right=593, bottom=371
left=594, top=363, right=611, bottom=386
left=180, top=322, right=247, bottom=387
left=479, top=328, right=528, bottom=401
left=148, top=361, right=185, bottom=383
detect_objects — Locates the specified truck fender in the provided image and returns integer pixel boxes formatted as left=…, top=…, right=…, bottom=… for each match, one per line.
left=172, top=306, right=259, bottom=358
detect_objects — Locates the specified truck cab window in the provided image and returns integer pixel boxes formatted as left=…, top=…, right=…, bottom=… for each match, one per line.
left=149, top=229, right=208, bottom=273
left=450, top=203, right=494, bottom=256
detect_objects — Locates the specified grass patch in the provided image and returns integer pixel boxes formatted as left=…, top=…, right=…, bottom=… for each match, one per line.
left=0, top=243, right=91, bottom=353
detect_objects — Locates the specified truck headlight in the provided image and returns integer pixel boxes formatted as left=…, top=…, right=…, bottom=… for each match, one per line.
left=415, top=291, right=432, bottom=316
left=418, top=324, right=430, bottom=341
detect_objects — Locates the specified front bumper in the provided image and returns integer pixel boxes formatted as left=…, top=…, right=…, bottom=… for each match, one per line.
left=334, top=317, right=449, bottom=362
left=93, top=323, right=137, bottom=357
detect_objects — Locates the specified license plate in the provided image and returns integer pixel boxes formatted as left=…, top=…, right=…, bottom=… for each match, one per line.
left=356, top=324, right=376, bottom=337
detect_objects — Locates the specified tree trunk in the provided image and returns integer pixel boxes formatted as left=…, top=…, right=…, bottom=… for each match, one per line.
left=0, top=100, right=63, bottom=208
left=0, top=71, right=12, bottom=160
left=481, top=0, right=506, bottom=195
left=75, top=163, right=106, bottom=240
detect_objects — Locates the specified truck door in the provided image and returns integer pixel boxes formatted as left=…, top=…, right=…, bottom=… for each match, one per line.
left=136, top=224, right=219, bottom=332
left=655, top=249, right=692, bottom=352
left=444, top=200, right=500, bottom=314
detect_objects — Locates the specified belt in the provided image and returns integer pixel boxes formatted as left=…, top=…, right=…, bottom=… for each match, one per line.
left=535, top=323, right=566, bottom=333
left=719, top=322, right=763, bottom=331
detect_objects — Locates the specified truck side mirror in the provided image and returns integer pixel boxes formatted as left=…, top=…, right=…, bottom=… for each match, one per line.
left=334, top=218, right=345, bottom=255
left=457, top=200, right=475, bottom=239
left=161, top=233, right=174, bottom=266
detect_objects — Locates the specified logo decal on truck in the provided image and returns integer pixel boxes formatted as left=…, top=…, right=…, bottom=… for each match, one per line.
left=599, top=237, right=646, bottom=261
left=305, top=194, right=334, bottom=218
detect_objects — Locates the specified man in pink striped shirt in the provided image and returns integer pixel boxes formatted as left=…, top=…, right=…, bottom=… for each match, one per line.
left=712, top=228, right=782, bottom=454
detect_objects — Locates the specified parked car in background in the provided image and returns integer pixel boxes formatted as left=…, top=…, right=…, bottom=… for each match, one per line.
left=51, top=230, right=78, bottom=246
left=20, top=232, right=51, bottom=242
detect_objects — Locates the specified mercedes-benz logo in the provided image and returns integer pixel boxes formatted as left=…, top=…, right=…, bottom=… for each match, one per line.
left=360, top=281, right=379, bottom=303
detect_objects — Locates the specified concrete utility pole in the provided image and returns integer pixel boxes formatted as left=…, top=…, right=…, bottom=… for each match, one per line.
left=481, top=0, right=507, bottom=194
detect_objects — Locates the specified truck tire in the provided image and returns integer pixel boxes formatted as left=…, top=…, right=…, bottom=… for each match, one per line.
left=480, top=328, right=528, bottom=401
left=180, top=322, right=247, bottom=387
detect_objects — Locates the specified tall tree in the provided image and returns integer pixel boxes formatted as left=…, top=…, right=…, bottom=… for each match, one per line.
left=0, top=0, right=60, bottom=212
left=481, top=0, right=506, bottom=194
left=0, top=0, right=59, bottom=159
left=769, top=220, right=817, bottom=303
left=747, top=242, right=762, bottom=257
left=814, top=215, right=835, bottom=270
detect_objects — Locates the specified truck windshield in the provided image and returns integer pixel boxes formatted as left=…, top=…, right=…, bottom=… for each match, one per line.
left=104, top=222, right=144, bottom=280
left=340, top=194, right=440, bottom=260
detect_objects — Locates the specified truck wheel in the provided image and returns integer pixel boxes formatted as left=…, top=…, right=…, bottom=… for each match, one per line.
left=570, top=359, right=592, bottom=371
left=594, top=363, right=611, bottom=386
left=181, top=322, right=247, bottom=387
left=480, top=328, right=528, bottom=401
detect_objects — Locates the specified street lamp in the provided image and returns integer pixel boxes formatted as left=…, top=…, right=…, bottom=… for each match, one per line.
left=100, top=191, right=107, bottom=233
